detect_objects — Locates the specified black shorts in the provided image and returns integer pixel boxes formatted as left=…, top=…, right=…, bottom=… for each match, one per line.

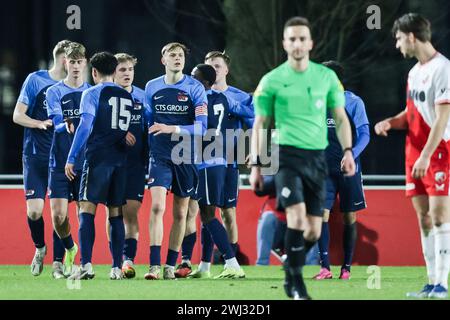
left=79, top=161, right=127, bottom=207
left=275, top=146, right=327, bottom=217
left=325, top=171, right=366, bottom=212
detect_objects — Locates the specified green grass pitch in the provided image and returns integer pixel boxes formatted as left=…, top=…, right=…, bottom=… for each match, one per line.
left=0, top=265, right=444, bottom=300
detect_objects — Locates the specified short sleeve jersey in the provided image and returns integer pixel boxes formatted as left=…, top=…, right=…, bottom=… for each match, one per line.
left=127, top=85, right=148, bottom=166
left=145, top=75, right=207, bottom=161
left=17, top=70, right=58, bottom=159
left=46, top=81, right=91, bottom=170
left=80, top=82, right=134, bottom=166
left=406, top=52, right=450, bottom=165
left=254, top=61, right=345, bottom=150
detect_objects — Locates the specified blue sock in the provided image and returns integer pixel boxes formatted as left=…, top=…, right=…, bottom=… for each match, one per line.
left=318, top=222, right=330, bottom=270
left=201, top=224, right=214, bottom=262
left=150, top=245, right=161, bottom=266
left=205, top=218, right=235, bottom=260
left=230, top=242, right=238, bottom=255
left=109, top=216, right=125, bottom=268
left=181, top=232, right=196, bottom=261
left=27, top=216, right=45, bottom=248
left=124, top=238, right=137, bottom=262
left=78, top=213, right=95, bottom=265
left=343, top=223, right=357, bottom=271
left=53, top=230, right=65, bottom=263
left=166, top=249, right=179, bottom=267
left=108, top=241, right=113, bottom=256
left=60, top=234, right=74, bottom=250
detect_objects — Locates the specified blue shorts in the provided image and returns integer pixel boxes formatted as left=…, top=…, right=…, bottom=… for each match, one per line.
left=148, top=157, right=198, bottom=198
left=125, top=163, right=146, bottom=202
left=79, top=161, right=127, bottom=207
left=325, top=171, right=366, bottom=212
left=22, top=155, right=48, bottom=200
left=48, top=168, right=82, bottom=201
left=197, top=166, right=226, bottom=207
left=222, top=165, right=239, bottom=208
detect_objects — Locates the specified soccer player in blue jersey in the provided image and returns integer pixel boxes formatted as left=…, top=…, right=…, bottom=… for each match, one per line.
left=143, top=42, right=208, bottom=280
left=180, top=64, right=251, bottom=279
left=65, top=52, right=135, bottom=280
left=177, top=51, right=255, bottom=278
left=312, top=61, right=370, bottom=281
left=104, top=53, right=147, bottom=279
left=46, top=42, right=90, bottom=278
left=13, top=40, right=71, bottom=277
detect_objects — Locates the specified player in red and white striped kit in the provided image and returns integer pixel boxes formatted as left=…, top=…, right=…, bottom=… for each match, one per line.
left=375, top=13, right=450, bottom=299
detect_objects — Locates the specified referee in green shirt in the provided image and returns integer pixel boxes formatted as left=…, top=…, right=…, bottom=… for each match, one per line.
left=250, top=16, right=356, bottom=300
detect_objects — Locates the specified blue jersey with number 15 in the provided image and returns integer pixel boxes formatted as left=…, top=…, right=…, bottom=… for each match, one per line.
left=80, top=82, right=134, bottom=166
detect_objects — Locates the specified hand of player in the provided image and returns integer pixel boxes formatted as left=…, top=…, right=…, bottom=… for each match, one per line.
left=149, top=122, right=176, bottom=136
left=374, top=120, right=391, bottom=137
left=37, top=119, right=53, bottom=130
left=64, top=118, right=75, bottom=134
left=341, top=150, right=356, bottom=177
left=65, top=163, right=76, bottom=181
left=125, top=132, right=136, bottom=146
left=412, top=154, right=430, bottom=179
left=245, top=154, right=251, bottom=169
left=249, top=166, right=264, bottom=191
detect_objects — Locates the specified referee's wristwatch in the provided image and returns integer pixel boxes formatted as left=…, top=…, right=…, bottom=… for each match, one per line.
left=343, top=147, right=353, bottom=155
left=249, top=155, right=263, bottom=167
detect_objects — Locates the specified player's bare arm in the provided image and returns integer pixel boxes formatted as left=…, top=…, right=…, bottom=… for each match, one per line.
left=249, top=115, right=271, bottom=191
left=374, top=109, right=408, bottom=136
left=412, top=103, right=450, bottom=179
left=13, top=102, right=53, bottom=130
left=330, top=106, right=356, bottom=176
left=148, top=122, right=178, bottom=136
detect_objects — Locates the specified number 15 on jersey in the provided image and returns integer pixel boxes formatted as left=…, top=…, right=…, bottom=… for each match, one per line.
left=109, top=97, right=132, bottom=131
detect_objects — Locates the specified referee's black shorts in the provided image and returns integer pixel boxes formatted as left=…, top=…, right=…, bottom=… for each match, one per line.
left=275, top=145, right=328, bottom=217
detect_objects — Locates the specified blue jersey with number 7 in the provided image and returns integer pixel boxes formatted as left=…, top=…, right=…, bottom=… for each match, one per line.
left=75, top=82, right=134, bottom=166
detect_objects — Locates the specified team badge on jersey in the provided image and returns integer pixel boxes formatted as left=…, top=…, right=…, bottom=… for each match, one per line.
left=435, top=171, right=447, bottom=184
left=177, top=93, right=188, bottom=102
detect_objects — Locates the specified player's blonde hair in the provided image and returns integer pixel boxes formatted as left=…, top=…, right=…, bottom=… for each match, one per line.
left=115, top=53, right=137, bottom=66
left=205, top=51, right=231, bottom=67
left=53, top=40, right=72, bottom=59
left=64, top=42, right=86, bottom=60
left=161, top=42, right=189, bottom=56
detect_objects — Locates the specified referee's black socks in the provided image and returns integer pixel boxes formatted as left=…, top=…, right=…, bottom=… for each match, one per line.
left=285, top=228, right=308, bottom=297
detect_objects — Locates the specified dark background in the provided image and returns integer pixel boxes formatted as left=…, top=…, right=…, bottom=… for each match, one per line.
left=1, top=0, right=449, bottom=174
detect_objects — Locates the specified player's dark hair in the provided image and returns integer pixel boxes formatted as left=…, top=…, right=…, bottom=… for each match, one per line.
left=89, top=52, right=118, bottom=76
left=322, top=60, right=344, bottom=80
left=205, top=51, right=231, bottom=67
left=283, top=16, right=310, bottom=31
left=392, top=13, right=431, bottom=42
left=192, top=64, right=216, bottom=87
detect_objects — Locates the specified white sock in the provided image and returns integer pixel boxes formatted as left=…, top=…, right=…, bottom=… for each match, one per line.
left=198, top=261, right=211, bottom=272
left=165, top=265, right=175, bottom=270
left=225, top=257, right=240, bottom=270
left=420, top=229, right=436, bottom=284
left=181, top=259, right=191, bottom=265
left=434, top=223, right=450, bottom=289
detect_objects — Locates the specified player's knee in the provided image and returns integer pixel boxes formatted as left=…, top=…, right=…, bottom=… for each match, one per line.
left=343, top=212, right=357, bottom=225
left=27, top=210, right=43, bottom=220
left=52, top=214, right=66, bottom=227
left=173, top=209, right=187, bottom=222
left=304, top=228, right=321, bottom=242
left=151, top=203, right=165, bottom=216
